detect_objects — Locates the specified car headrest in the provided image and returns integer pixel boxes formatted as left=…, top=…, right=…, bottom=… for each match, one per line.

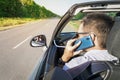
left=106, top=16, right=120, bottom=58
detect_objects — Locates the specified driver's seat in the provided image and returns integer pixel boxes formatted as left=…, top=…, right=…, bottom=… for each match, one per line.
left=105, top=15, right=120, bottom=80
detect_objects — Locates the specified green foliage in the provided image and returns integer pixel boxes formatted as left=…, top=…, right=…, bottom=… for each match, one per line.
left=0, top=0, right=23, bottom=17
left=73, top=12, right=85, bottom=20
left=107, top=12, right=116, bottom=18
left=0, top=0, right=57, bottom=18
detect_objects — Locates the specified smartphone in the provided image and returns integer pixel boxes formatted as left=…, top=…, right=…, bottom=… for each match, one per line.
left=74, top=35, right=94, bottom=51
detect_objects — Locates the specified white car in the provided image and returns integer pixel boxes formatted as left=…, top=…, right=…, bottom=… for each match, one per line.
left=30, top=0, right=120, bottom=80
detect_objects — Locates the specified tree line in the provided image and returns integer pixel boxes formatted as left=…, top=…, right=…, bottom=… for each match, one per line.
left=0, top=0, right=57, bottom=18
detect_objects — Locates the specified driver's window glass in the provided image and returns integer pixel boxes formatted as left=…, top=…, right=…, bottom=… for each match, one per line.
left=61, top=20, right=80, bottom=32
left=61, top=12, right=85, bottom=33
left=54, top=13, right=85, bottom=47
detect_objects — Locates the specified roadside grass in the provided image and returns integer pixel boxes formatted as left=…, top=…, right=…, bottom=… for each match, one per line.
left=69, top=20, right=81, bottom=29
left=0, top=18, right=39, bottom=31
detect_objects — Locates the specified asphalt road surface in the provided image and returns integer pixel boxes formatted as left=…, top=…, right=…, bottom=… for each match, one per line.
left=0, top=18, right=60, bottom=80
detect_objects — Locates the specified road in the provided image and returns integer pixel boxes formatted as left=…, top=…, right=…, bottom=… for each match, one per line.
left=0, top=18, right=60, bottom=80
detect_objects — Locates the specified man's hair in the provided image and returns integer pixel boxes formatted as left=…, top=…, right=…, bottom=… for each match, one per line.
left=82, top=13, right=113, bottom=48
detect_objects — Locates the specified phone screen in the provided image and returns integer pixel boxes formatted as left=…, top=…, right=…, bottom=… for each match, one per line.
left=74, top=36, right=94, bottom=51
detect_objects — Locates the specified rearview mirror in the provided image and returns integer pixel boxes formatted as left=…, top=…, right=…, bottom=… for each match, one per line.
left=30, top=35, right=47, bottom=47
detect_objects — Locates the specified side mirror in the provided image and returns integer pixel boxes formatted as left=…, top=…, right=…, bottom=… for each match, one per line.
left=30, top=35, right=47, bottom=47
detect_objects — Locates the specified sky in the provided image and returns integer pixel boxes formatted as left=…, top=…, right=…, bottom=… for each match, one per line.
left=34, top=0, right=120, bottom=16
left=34, top=0, right=88, bottom=16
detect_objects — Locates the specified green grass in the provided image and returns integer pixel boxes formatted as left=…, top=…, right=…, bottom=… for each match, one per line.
left=69, top=20, right=81, bottom=29
left=0, top=18, right=39, bottom=31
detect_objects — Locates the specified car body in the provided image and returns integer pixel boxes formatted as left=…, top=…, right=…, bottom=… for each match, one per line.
left=29, top=0, right=120, bottom=80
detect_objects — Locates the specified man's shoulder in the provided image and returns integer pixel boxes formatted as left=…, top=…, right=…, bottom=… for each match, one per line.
left=85, top=50, right=108, bottom=55
left=84, top=50, right=118, bottom=61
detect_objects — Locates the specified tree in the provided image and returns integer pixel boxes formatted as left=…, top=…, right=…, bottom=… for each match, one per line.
left=0, top=0, right=57, bottom=18
left=0, top=0, right=23, bottom=17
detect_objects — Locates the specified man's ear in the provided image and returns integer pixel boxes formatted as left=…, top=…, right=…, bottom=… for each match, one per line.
left=90, top=33, right=96, bottom=41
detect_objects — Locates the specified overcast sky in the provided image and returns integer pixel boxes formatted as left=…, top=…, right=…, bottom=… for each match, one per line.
left=34, top=0, right=89, bottom=16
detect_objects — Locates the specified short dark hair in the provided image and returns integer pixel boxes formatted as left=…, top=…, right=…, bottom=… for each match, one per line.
left=82, top=13, right=113, bottom=48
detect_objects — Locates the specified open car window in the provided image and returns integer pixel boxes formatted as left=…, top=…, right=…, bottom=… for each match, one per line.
left=54, top=13, right=86, bottom=48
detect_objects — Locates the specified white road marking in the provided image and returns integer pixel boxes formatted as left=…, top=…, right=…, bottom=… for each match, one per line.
left=13, top=35, right=32, bottom=49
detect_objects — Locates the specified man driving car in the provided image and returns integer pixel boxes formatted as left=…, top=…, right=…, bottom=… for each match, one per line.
left=59, top=13, right=118, bottom=70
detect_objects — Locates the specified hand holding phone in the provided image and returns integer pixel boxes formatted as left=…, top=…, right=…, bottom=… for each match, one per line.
left=74, top=36, right=94, bottom=51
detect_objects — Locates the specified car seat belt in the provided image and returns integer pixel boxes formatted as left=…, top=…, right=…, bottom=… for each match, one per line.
left=66, top=61, right=110, bottom=79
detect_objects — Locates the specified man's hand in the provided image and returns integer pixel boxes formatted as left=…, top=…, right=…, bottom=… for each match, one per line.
left=61, top=39, right=81, bottom=62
